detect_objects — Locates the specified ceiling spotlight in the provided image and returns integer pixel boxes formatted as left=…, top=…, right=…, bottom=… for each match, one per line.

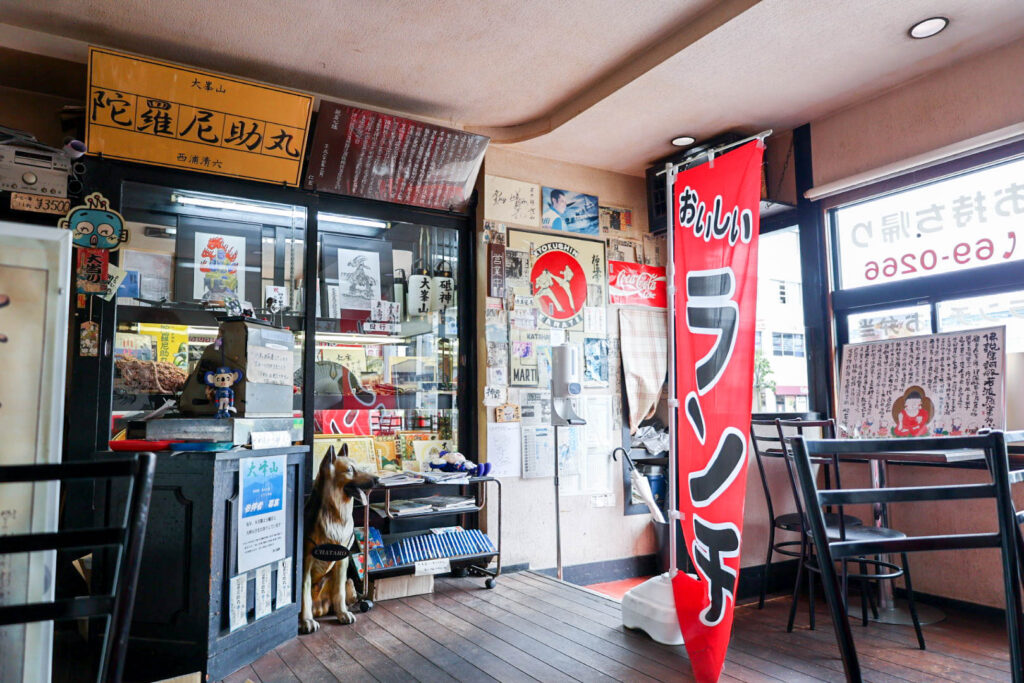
left=671, top=135, right=696, bottom=147
left=908, top=16, right=949, bottom=39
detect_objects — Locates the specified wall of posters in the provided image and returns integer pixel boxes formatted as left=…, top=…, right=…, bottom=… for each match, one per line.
left=238, top=455, right=287, bottom=573
left=838, top=327, right=1006, bottom=437
left=193, top=232, right=246, bottom=302
left=542, top=187, right=600, bottom=235
left=0, top=224, right=71, bottom=683
left=599, top=205, right=633, bottom=233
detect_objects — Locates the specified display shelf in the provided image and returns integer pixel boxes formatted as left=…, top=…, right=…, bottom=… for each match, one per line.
left=356, top=477, right=501, bottom=596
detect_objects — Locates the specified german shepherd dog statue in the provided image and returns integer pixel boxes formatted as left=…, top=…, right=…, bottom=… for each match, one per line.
left=299, top=444, right=377, bottom=634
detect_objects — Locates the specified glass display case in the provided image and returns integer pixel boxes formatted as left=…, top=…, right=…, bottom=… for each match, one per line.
left=310, top=213, right=462, bottom=475
left=112, top=181, right=308, bottom=432
left=66, top=159, right=474, bottom=487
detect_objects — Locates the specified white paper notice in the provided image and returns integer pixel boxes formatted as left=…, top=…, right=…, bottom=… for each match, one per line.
left=483, top=385, right=507, bottom=406
left=238, top=455, right=287, bottom=573
left=522, top=425, right=554, bottom=478
left=229, top=574, right=247, bottom=632
left=276, top=557, right=293, bottom=608
left=487, top=422, right=522, bottom=478
left=255, top=565, right=272, bottom=619
left=415, top=557, right=452, bottom=576
left=250, top=431, right=291, bottom=449
left=584, top=307, right=607, bottom=336
left=246, top=345, right=293, bottom=385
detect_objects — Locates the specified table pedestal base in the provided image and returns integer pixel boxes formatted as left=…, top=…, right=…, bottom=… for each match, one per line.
left=848, top=597, right=945, bottom=625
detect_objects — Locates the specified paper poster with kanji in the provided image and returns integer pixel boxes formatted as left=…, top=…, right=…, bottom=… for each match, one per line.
left=672, top=140, right=763, bottom=683
left=838, top=327, right=1005, bottom=438
left=238, top=455, right=287, bottom=572
left=506, top=229, right=605, bottom=333
left=194, top=232, right=245, bottom=303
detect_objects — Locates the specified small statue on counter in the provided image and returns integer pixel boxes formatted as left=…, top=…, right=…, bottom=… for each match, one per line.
left=428, top=449, right=492, bottom=477
left=203, top=366, right=243, bottom=418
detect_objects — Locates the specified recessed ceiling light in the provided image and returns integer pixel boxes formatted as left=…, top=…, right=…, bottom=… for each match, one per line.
left=908, top=16, right=949, bottom=39
left=671, top=135, right=695, bottom=147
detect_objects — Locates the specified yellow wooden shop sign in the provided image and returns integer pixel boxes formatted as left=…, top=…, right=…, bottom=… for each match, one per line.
left=86, top=47, right=313, bottom=186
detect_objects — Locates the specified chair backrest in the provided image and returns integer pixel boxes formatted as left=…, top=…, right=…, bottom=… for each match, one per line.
left=0, top=453, right=156, bottom=683
left=749, top=413, right=821, bottom=524
left=775, top=418, right=842, bottom=531
left=791, top=433, right=1024, bottom=682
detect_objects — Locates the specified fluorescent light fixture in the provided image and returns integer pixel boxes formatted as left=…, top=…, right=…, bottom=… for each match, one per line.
left=908, top=16, right=949, bottom=39
left=172, top=194, right=301, bottom=218
left=671, top=135, right=696, bottom=147
left=318, top=213, right=388, bottom=229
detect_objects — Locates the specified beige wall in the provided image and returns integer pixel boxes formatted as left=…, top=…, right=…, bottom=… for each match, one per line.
left=811, top=36, right=1024, bottom=187
left=808, top=35, right=1024, bottom=606
left=478, top=145, right=657, bottom=572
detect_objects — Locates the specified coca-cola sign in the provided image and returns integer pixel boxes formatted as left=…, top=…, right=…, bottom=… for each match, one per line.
left=608, top=260, right=667, bottom=308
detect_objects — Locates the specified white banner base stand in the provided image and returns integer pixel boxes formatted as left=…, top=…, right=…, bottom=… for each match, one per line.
left=621, top=572, right=687, bottom=646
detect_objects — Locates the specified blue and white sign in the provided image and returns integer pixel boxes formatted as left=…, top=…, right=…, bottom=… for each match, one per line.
left=238, top=455, right=287, bottom=572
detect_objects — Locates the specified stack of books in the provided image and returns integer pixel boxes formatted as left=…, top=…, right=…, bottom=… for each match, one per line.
left=419, top=470, right=471, bottom=484
left=370, top=499, right=434, bottom=517
left=388, top=528, right=495, bottom=565
left=352, top=527, right=496, bottom=575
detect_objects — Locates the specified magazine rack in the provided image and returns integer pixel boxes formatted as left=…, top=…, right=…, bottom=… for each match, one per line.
left=352, top=476, right=502, bottom=610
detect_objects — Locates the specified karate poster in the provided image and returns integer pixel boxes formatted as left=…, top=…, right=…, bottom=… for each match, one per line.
left=238, top=455, right=287, bottom=572
left=672, top=141, right=763, bottom=682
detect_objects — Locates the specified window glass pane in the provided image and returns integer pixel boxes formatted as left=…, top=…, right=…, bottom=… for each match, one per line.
left=755, top=226, right=808, bottom=412
left=937, top=290, right=1024, bottom=352
left=847, top=305, right=933, bottom=344
left=833, top=154, right=1024, bottom=289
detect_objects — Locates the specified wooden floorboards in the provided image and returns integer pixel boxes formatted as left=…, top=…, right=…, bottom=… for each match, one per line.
left=226, top=570, right=1015, bottom=682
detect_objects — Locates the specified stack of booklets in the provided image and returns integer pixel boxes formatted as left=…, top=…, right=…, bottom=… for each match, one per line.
left=419, top=470, right=471, bottom=484
left=386, top=528, right=495, bottom=565
left=418, top=494, right=477, bottom=511
left=377, top=471, right=425, bottom=487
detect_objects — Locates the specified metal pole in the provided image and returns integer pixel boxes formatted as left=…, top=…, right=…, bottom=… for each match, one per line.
left=665, top=161, right=679, bottom=578
left=655, top=129, right=773, bottom=177
left=555, top=427, right=563, bottom=580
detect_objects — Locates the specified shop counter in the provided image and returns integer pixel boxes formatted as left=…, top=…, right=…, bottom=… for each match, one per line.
left=96, top=445, right=306, bottom=681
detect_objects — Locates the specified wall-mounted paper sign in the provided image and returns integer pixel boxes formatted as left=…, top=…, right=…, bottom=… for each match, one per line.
left=86, top=47, right=313, bottom=186
left=484, top=175, right=541, bottom=226
left=838, top=327, right=1006, bottom=438
left=483, top=385, right=507, bottom=406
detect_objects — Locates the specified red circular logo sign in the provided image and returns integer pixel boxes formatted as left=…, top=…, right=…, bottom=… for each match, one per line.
left=530, top=243, right=587, bottom=328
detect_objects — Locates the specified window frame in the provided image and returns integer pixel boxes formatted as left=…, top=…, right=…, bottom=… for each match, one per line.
left=823, top=139, right=1024, bottom=403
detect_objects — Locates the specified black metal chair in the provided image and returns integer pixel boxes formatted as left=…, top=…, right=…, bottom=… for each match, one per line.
left=0, top=453, right=155, bottom=683
left=776, top=419, right=923, bottom=645
left=792, top=433, right=1024, bottom=683
left=750, top=417, right=863, bottom=610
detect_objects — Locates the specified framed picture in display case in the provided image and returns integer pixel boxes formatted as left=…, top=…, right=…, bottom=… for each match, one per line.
left=172, top=216, right=263, bottom=307
left=318, top=232, right=394, bottom=318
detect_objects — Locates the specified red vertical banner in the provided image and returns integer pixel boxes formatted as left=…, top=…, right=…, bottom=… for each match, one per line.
left=671, top=141, right=763, bottom=682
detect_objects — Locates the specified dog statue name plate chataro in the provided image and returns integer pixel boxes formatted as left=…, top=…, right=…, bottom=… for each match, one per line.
left=300, top=444, right=377, bottom=635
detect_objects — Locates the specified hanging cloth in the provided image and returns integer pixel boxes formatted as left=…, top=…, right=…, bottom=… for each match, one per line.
left=618, top=308, right=667, bottom=433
